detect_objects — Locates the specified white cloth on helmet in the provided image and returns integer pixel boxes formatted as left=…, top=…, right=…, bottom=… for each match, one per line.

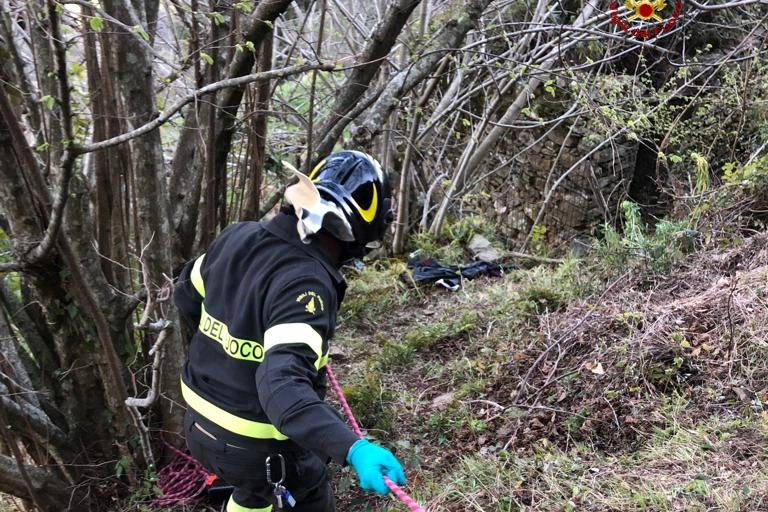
left=283, top=162, right=354, bottom=243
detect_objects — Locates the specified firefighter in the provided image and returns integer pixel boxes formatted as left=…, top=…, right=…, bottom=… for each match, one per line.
left=174, top=150, right=406, bottom=512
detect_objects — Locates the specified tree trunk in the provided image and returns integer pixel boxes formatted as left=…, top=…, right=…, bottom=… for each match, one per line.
left=242, top=32, right=274, bottom=220
left=311, top=0, right=422, bottom=161
left=101, top=0, right=185, bottom=438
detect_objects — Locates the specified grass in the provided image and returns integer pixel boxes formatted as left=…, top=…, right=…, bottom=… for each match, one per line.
left=330, top=224, right=768, bottom=511
left=420, top=409, right=767, bottom=511
left=339, top=259, right=414, bottom=324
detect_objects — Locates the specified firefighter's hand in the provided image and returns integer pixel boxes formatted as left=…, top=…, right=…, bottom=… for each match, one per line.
left=346, top=439, right=406, bottom=495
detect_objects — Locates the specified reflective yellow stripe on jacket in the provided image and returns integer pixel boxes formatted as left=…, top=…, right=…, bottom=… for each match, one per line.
left=181, top=379, right=289, bottom=440
left=227, top=496, right=272, bottom=512
left=263, top=323, right=328, bottom=369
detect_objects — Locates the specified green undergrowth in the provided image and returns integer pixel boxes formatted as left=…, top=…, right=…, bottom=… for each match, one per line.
left=408, top=215, right=506, bottom=265
left=335, top=253, right=602, bottom=507
left=339, top=259, right=413, bottom=324
left=333, top=201, right=768, bottom=510
left=594, top=200, right=697, bottom=276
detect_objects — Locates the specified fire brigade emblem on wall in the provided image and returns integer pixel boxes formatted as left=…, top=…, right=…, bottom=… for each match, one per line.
left=625, top=0, right=666, bottom=21
left=609, top=0, right=682, bottom=38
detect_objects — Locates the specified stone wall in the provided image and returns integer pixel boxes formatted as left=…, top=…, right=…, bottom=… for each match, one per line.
left=483, top=119, right=640, bottom=252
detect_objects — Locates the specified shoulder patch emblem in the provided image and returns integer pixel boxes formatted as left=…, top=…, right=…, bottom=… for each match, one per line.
left=296, top=291, right=325, bottom=315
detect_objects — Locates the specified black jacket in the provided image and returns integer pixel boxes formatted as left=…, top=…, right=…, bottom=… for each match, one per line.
left=174, top=213, right=358, bottom=464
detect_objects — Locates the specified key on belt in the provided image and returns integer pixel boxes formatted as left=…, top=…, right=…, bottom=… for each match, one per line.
left=265, top=453, right=296, bottom=509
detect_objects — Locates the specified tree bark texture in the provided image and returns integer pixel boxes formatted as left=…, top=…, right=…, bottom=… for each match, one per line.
left=101, top=0, right=185, bottom=439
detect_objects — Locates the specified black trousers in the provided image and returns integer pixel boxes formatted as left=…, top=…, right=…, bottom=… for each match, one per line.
left=184, top=410, right=336, bottom=512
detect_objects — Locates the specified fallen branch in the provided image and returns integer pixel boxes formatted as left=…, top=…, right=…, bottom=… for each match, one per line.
left=506, top=251, right=563, bottom=265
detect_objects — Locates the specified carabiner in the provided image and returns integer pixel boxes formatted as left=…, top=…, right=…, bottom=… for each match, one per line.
left=265, top=453, right=286, bottom=486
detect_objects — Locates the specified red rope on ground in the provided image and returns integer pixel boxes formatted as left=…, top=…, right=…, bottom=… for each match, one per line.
left=326, top=363, right=426, bottom=512
left=151, top=438, right=211, bottom=507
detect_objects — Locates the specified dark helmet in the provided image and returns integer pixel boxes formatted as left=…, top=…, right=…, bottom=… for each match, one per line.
left=307, top=151, right=393, bottom=246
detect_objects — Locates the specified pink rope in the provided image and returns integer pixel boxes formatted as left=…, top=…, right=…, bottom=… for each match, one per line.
left=326, top=363, right=426, bottom=512
left=383, top=476, right=425, bottom=511
left=326, top=364, right=364, bottom=438
left=151, top=438, right=210, bottom=507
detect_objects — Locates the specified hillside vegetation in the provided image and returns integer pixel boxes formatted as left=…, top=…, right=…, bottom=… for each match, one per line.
left=1, top=1, right=767, bottom=510
left=328, top=170, right=768, bottom=511
left=2, top=105, right=760, bottom=512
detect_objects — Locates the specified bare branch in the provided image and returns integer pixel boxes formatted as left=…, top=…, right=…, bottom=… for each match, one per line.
left=0, top=451, right=69, bottom=507
left=0, top=262, right=24, bottom=273
left=345, top=0, right=496, bottom=152
left=76, top=62, right=333, bottom=155
left=125, top=321, right=172, bottom=469
left=311, top=0, right=423, bottom=159
left=25, top=1, right=78, bottom=265
left=686, top=0, right=768, bottom=9
left=125, top=323, right=172, bottom=409
left=0, top=409, right=46, bottom=512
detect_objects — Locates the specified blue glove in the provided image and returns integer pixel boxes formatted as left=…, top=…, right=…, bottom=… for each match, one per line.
left=346, top=439, right=406, bottom=495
